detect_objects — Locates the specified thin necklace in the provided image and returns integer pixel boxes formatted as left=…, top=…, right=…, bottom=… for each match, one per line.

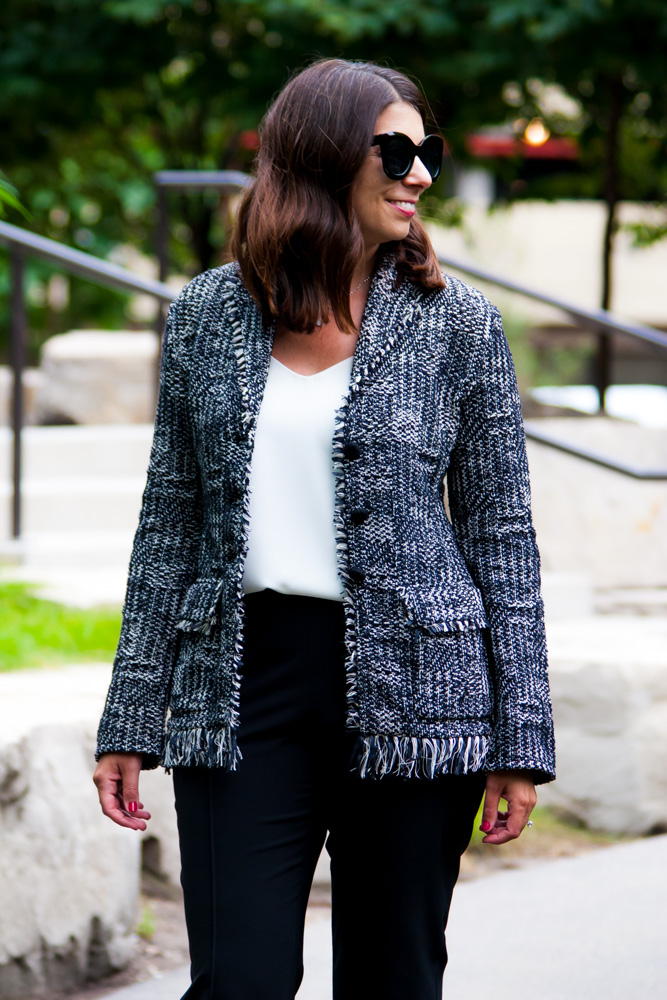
left=350, top=273, right=372, bottom=296
left=315, top=273, right=371, bottom=326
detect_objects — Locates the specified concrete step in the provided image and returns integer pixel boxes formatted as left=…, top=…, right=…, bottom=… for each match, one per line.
left=0, top=562, right=131, bottom=608
left=0, top=424, right=153, bottom=479
left=0, top=530, right=134, bottom=567
left=594, top=586, right=667, bottom=617
left=1, top=475, right=145, bottom=534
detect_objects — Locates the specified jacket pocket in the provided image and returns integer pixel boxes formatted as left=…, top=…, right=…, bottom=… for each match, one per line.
left=399, top=584, right=488, bottom=634
left=399, top=587, right=494, bottom=722
left=175, top=577, right=224, bottom=635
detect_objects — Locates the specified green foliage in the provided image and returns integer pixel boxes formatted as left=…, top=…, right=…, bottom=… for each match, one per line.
left=480, top=307, right=596, bottom=394
left=623, top=217, right=667, bottom=248
left=136, top=904, right=156, bottom=941
left=467, top=801, right=628, bottom=852
left=1, top=0, right=665, bottom=353
left=0, top=172, right=30, bottom=220
left=0, top=579, right=121, bottom=671
left=419, top=196, right=466, bottom=230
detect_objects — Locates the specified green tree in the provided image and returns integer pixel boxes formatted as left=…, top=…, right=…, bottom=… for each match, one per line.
left=470, top=0, right=667, bottom=311
left=1, top=0, right=664, bottom=359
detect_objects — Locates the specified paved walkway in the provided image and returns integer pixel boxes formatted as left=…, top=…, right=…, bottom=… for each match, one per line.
left=101, top=834, right=667, bottom=1000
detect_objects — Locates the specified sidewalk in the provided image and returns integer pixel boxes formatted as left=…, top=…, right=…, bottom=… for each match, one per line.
left=102, top=834, right=667, bottom=1000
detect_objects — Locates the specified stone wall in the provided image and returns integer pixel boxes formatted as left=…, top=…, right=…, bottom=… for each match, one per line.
left=541, top=615, right=667, bottom=835
left=36, top=331, right=159, bottom=425
left=0, top=723, right=139, bottom=999
left=526, top=418, right=667, bottom=588
left=0, top=331, right=159, bottom=428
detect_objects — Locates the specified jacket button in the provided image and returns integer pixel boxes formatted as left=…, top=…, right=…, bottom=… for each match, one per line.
left=348, top=566, right=365, bottom=584
left=350, top=508, right=369, bottom=525
left=343, top=442, right=361, bottom=460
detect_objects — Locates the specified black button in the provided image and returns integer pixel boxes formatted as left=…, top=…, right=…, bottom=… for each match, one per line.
left=350, top=508, right=369, bottom=525
left=343, top=442, right=361, bottom=460
left=348, top=566, right=365, bottom=583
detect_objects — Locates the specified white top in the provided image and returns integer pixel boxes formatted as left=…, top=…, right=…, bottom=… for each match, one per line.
left=242, top=354, right=354, bottom=602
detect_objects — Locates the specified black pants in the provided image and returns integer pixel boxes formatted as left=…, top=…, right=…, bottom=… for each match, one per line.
left=174, top=588, right=485, bottom=1000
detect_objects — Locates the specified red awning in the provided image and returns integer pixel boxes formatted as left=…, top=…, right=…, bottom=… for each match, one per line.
left=465, top=134, right=578, bottom=160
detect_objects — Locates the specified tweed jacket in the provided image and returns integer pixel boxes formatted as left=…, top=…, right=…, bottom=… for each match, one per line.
left=96, top=250, right=556, bottom=783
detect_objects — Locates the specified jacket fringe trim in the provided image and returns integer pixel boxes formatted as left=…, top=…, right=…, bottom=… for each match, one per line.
left=221, top=278, right=256, bottom=733
left=350, top=733, right=489, bottom=779
left=175, top=614, right=218, bottom=635
left=163, top=726, right=242, bottom=771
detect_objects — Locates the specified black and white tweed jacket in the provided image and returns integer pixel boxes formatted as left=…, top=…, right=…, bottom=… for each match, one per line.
left=96, top=250, right=556, bottom=783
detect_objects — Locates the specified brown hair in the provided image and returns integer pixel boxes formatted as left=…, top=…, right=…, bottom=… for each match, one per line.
left=231, top=58, right=445, bottom=334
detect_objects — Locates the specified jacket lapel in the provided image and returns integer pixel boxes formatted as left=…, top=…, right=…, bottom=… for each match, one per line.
left=349, top=249, right=423, bottom=389
left=223, top=272, right=275, bottom=435
left=227, top=249, right=422, bottom=423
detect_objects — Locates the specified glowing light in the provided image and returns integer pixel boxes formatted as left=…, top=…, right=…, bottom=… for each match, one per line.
left=523, top=118, right=551, bottom=146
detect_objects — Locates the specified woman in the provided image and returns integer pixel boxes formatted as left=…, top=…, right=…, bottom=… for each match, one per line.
left=94, top=58, right=555, bottom=1000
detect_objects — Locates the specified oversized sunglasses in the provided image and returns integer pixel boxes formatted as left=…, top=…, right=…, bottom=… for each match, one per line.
left=371, top=132, right=444, bottom=181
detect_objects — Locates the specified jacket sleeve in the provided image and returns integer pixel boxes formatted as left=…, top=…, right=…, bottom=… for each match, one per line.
left=446, top=305, right=556, bottom=783
left=96, top=297, right=202, bottom=769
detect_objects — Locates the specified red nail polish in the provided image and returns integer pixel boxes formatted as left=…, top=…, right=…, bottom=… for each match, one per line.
left=482, top=820, right=491, bottom=832
left=128, top=801, right=138, bottom=813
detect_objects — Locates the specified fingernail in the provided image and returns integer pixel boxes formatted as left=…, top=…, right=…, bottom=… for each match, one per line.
left=128, top=801, right=138, bottom=813
left=481, top=820, right=491, bottom=832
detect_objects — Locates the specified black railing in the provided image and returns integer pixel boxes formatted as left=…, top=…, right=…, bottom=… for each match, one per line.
left=2, top=193, right=667, bottom=542
left=154, top=170, right=252, bottom=331
left=436, top=252, right=667, bottom=351
left=523, top=422, right=666, bottom=481
left=0, top=219, right=176, bottom=538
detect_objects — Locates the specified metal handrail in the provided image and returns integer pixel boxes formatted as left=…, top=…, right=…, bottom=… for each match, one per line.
left=523, top=422, right=667, bottom=480
left=2, top=212, right=667, bottom=542
left=0, top=220, right=176, bottom=303
left=154, top=169, right=252, bottom=191
left=153, top=169, right=252, bottom=332
left=436, top=252, right=667, bottom=351
left=0, top=220, right=180, bottom=539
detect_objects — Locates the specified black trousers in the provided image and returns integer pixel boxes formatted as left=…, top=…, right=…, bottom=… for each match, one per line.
left=173, top=588, right=485, bottom=1000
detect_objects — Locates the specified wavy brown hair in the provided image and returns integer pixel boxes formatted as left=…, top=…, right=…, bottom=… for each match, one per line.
left=231, top=58, right=445, bottom=335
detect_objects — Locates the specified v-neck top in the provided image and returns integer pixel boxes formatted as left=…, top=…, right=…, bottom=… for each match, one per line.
left=242, top=354, right=354, bottom=601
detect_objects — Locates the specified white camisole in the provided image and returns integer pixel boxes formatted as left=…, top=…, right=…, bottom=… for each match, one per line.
left=242, top=354, right=354, bottom=602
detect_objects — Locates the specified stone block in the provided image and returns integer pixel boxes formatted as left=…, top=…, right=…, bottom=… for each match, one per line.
left=36, top=331, right=159, bottom=425
left=0, top=724, right=140, bottom=998
left=526, top=418, right=667, bottom=588
left=138, top=769, right=182, bottom=888
left=541, top=615, right=667, bottom=835
left=0, top=366, right=45, bottom=426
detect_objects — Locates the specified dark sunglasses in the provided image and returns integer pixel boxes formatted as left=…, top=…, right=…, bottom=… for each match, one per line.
left=371, top=132, right=443, bottom=181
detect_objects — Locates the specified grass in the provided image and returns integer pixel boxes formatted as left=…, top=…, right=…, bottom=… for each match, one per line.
left=0, top=579, right=121, bottom=671
left=468, top=802, right=625, bottom=852
left=461, top=801, right=632, bottom=880
left=500, top=309, right=597, bottom=397
left=136, top=904, right=156, bottom=942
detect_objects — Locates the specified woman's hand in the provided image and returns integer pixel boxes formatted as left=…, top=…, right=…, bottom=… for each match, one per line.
left=93, top=753, right=151, bottom=831
left=479, top=770, right=536, bottom=845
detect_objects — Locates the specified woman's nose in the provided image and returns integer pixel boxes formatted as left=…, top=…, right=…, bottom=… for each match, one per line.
left=404, top=155, right=433, bottom=190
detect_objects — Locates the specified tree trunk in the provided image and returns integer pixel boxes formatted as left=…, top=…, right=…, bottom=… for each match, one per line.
left=601, top=75, right=622, bottom=311
left=596, top=75, right=623, bottom=413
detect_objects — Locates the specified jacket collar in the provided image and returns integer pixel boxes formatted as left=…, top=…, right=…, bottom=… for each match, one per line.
left=225, top=248, right=422, bottom=429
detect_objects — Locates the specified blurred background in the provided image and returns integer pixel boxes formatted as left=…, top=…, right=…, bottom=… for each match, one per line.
left=1, top=3, right=666, bottom=1000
